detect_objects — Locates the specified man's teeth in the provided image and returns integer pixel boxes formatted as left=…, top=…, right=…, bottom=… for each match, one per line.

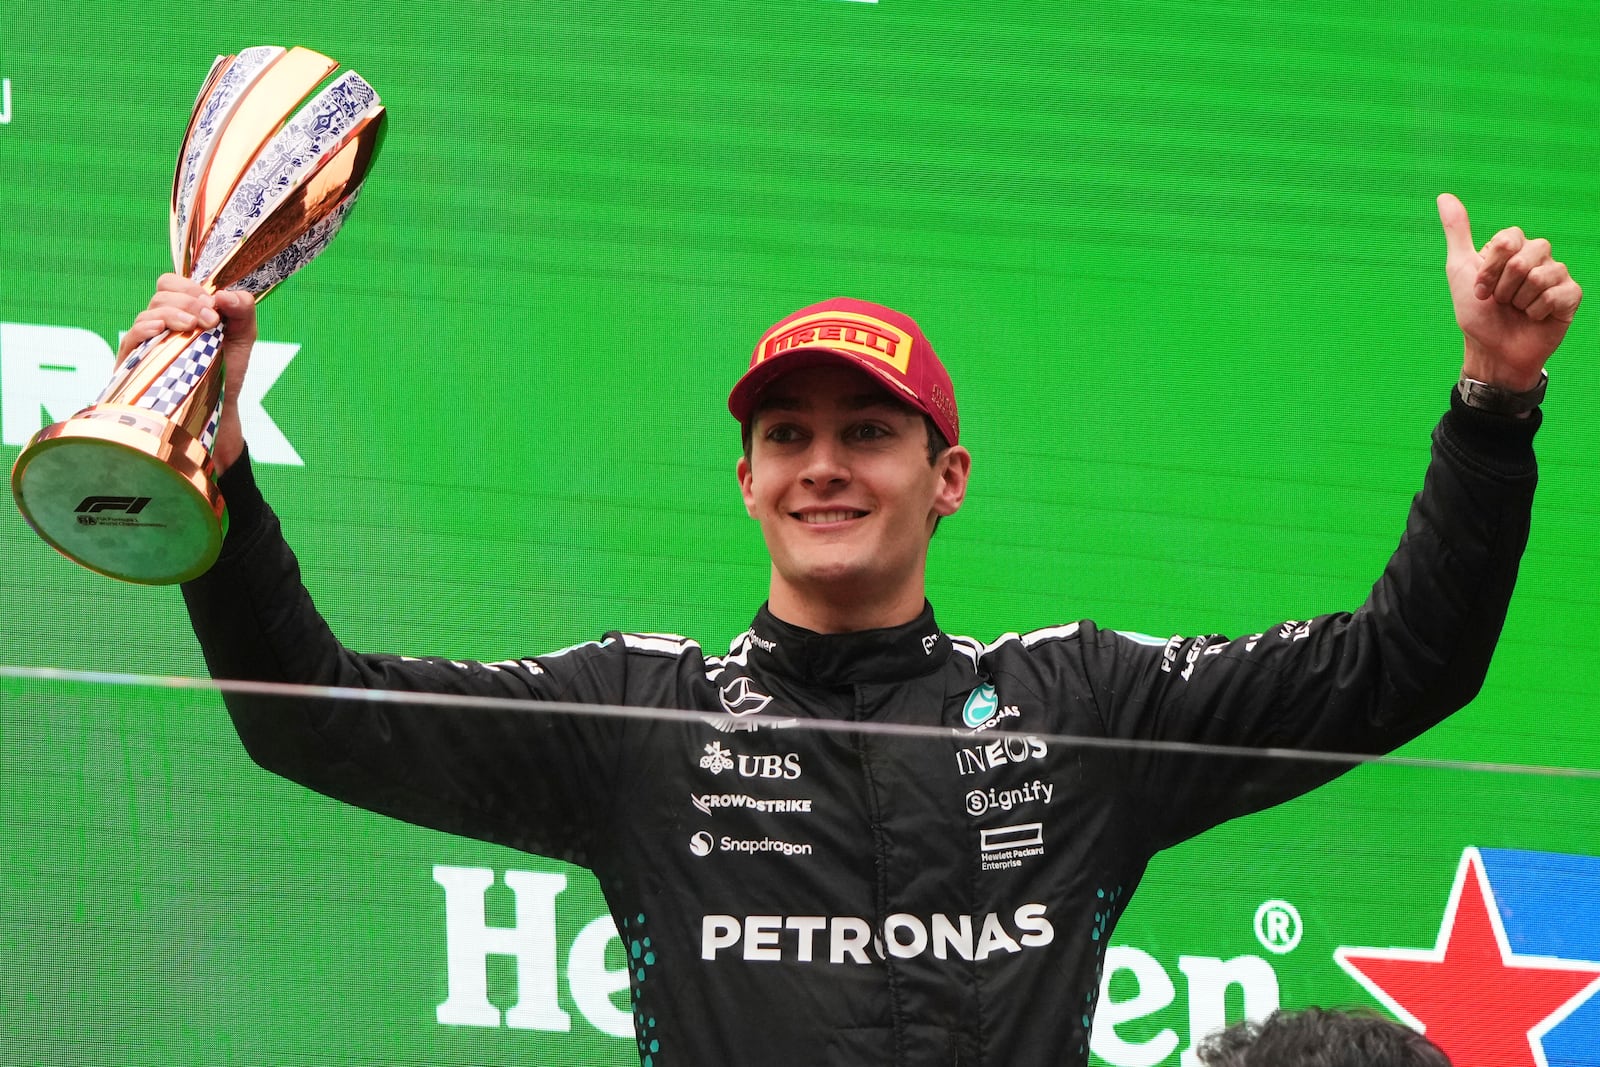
left=800, top=510, right=862, bottom=524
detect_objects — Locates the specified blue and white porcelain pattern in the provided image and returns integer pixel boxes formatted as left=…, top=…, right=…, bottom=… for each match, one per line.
left=191, top=69, right=381, bottom=283
left=172, top=46, right=283, bottom=270
left=236, top=189, right=361, bottom=297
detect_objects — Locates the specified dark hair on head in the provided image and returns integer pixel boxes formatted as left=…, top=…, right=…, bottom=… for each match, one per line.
left=1196, top=1008, right=1452, bottom=1067
left=921, top=416, right=952, bottom=465
left=741, top=413, right=950, bottom=466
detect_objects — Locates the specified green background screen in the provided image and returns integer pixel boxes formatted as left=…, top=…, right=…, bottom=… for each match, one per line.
left=3, top=3, right=1598, bottom=1065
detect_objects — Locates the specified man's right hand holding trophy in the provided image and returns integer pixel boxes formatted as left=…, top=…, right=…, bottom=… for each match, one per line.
left=123, top=277, right=259, bottom=478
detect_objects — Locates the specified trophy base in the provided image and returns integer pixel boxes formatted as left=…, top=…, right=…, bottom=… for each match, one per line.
left=11, top=407, right=227, bottom=585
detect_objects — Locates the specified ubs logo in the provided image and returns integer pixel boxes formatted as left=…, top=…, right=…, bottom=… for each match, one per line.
left=699, top=741, right=803, bottom=780
left=739, top=753, right=802, bottom=780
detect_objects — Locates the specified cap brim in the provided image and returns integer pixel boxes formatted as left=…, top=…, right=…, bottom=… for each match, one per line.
left=728, top=346, right=926, bottom=424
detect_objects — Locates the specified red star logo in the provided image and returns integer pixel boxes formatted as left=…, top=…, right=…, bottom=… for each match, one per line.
left=1336, top=848, right=1600, bottom=1067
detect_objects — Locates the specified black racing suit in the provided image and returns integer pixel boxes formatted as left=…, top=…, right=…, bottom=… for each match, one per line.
left=182, top=394, right=1538, bottom=1066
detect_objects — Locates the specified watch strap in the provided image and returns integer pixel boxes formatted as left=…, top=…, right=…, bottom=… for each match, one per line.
left=1456, top=369, right=1548, bottom=415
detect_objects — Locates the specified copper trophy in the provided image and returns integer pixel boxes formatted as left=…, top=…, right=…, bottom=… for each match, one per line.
left=10, top=46, right=385, bottom=584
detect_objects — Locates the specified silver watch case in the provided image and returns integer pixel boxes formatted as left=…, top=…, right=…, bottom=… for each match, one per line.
left=1457, top=370, right=1548, bottom=415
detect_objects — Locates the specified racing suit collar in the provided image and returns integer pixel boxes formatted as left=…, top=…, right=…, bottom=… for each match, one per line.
left=750, top=602, right=951, bottom=685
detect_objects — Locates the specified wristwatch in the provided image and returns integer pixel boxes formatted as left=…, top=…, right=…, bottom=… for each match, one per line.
left=1456, top=370, right=1548, bottom=416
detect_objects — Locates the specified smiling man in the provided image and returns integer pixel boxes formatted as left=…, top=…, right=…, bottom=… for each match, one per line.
left=136, top=194, right=1580, bottom=1066
left=731, top=300, right=970, bottom=634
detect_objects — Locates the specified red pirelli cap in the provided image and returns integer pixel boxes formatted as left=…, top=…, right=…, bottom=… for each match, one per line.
left=728, top=297, right=960, bottom=445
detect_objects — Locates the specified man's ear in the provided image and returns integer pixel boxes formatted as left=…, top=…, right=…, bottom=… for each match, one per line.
left=737, top=454, right=755, bottom=518
left=933, top=446, right=971, bottom=517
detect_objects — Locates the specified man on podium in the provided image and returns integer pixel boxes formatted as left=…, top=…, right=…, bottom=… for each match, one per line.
left=126, top=194, right=1579, bottom=1065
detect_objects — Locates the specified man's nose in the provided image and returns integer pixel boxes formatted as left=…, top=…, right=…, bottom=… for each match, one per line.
left=799, top=439, right=850, bottom=487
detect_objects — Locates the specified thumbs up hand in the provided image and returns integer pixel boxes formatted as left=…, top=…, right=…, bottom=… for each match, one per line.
left=1436, top=193, right=1581, bottom=392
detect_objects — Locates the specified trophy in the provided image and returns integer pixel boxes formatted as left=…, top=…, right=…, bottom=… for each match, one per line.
left=10, top=46, right=385, bottom=584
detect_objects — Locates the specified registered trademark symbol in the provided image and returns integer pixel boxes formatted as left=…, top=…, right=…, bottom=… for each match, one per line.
left=1254, top=899, right=1302, bottom=954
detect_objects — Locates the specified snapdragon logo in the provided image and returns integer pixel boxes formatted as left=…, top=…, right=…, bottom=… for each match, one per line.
left=701, top=905, right=1054, bottom=964
left=0, top=321, right=304, bottom=464
left=690, top=834, right=813, bottom=858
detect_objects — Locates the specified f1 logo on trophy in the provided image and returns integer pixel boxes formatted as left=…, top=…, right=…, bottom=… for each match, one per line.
left=10, top=46, right=385, bottom=584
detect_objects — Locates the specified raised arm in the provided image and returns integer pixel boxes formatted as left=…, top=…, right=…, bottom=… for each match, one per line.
left=1082, top=196, right=1580, bottom=848
left=126, top=279, right=630, bottom=863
